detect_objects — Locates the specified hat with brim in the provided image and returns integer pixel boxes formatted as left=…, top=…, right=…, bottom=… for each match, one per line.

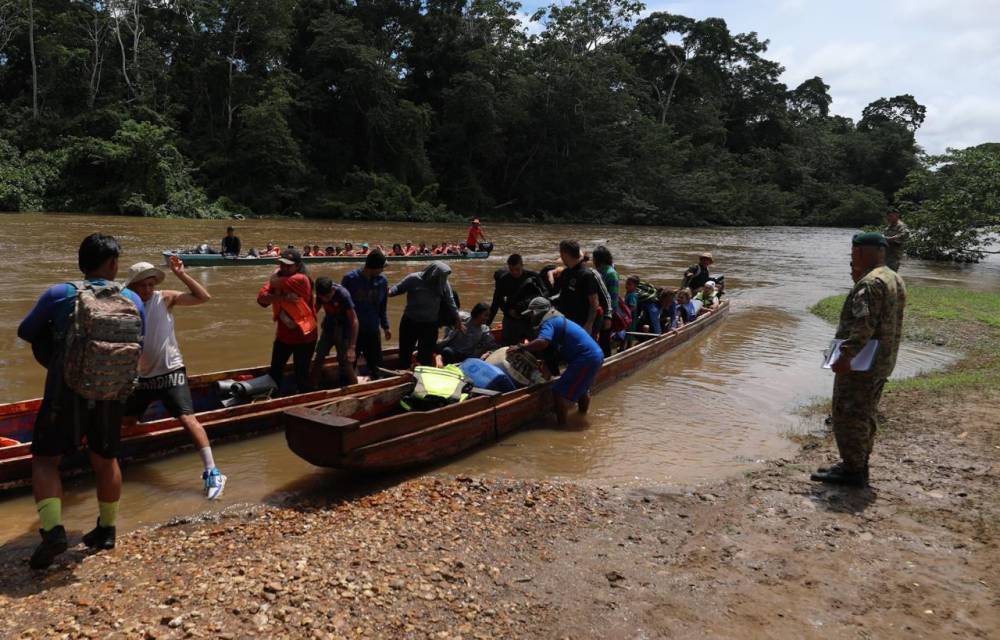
left=699, top=252, right=714, bottom=263
left=124, top=262, right=165, bottom=288
left=278, top=248, right=302, bottom=265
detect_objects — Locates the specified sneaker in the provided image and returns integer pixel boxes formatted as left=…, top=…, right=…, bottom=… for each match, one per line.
left=82, top=519, right=116, bottom=550
left=203, top=467, right=227, bottom=500
left=29, top=525, right=68, bottom=570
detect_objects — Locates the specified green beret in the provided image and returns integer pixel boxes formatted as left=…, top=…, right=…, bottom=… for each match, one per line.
left=852, top=232, right=888, bottom=248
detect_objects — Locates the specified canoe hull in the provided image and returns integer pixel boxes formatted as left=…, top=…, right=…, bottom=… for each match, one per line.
left=286, top=301, right=730, bottom=472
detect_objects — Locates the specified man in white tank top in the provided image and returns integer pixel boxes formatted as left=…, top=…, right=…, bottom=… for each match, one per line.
left=123, top=257, right=227, bottom=499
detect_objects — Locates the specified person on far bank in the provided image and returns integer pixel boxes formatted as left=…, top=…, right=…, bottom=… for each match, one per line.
left=489, top=254, right=539, bottom=346
left=221, top=226, right=241, bottom=257
left=310, top=276, right=360, bottom=388
left=552, top=240, right=604, bottom=336
left=342, top=251, right=391, bottom=379
left=883, top=209, right=910, bottom=272
left=257, top=248, right=318, bottom=393
left=511, top=297, right=604, bottom=425
left=123, top=257, right=227, bottom=499
left=681, top=252, right=714, bottom=292
left=811, top=232, right=905, bottom=488
left=389, top=261, right=463, bottom=368
left=17, top=233, right=146, bottom=568
left=466, top=218, right=488, bottom=251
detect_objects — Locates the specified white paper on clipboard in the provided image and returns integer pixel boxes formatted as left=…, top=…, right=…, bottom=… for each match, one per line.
left=822, top=339, right=879, bottom=371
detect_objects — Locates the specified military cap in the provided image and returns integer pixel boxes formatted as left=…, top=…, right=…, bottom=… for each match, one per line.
left=852, top=232, right=888, bottom=248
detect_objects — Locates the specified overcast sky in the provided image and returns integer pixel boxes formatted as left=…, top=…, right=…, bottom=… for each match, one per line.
left=524, top=0, right=1000, bottom=153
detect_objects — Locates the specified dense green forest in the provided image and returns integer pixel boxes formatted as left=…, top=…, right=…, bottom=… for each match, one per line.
left=0, top=0, right=981, bottom=239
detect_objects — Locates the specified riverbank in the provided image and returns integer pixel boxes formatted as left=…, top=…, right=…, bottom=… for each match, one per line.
left=1, top=285, right=997, bottom=639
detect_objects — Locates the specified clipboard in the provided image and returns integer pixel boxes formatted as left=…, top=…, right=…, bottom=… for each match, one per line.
left=822, top=339, right=879, bottom=372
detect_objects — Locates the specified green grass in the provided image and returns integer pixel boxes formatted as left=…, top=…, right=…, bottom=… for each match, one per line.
left=809, top=285, right=1000, bottom=394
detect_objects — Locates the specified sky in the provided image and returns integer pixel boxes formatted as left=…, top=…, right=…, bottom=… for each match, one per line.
left=521, top=0, right=1000, bottom=153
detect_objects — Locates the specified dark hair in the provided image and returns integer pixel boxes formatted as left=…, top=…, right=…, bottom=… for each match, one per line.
left=471, top=302, right=490, bottom=318
left=506, top=253, right=523, bottom=267
left=315, top=276, right=333, bottom=307
left=78, top=233, right=121, bottom=274
left=626, top=274, right=640, bottom=285
left=592, top=245, right=613, bottom=267
left=365, top=250, right=387, bottom=270
left=227, top=226, right=235, bottom=232
left=559, top=239, right=581, bottom=259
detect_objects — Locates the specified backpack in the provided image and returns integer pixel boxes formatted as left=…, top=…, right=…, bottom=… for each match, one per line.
left=400, top=365, right=473, bottom=411
left=62, top=281, right=143, bottom=401
left=636, top=280, right=658, bottom=304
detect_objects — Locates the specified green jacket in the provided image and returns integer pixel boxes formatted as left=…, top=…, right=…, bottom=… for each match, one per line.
left=834, top=266, right=906, bottom=378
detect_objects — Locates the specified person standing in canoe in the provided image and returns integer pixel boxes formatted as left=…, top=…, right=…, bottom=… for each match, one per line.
left=221, top=226, right=241, bottom=257
left=681, top=252, right=714, bottom=292
left=257, top=248, right=318, bottom=394
left=811, top=232, right=905, bottom=488
left=17, top=233, right=146, bottom=568
left=465, top=218, right=488, bottom=251
left=123, top=257, right=227, bottom=500
left=511, top=297, right=604, bottom=425
left=489, top=254, right=540, bottom=346
left=552, top=240, right=604, bottom=336
left=389, top=261, right=463, bottom=369
left=310, top=276, right=360, bottom=388
left=342, top=251, right=391, bottom=379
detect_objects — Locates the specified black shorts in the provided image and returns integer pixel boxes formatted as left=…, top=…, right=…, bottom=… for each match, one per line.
left=125, top=368, right=195, bottom=420
left=31, top=372, right=125, bottom=459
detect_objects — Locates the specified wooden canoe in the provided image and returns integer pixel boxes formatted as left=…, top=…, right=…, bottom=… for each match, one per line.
left=0, top=342, right=414, bottom=491
left=285, top=300, right=730, bottom=472
left=163, top=251, right=491, bottom=267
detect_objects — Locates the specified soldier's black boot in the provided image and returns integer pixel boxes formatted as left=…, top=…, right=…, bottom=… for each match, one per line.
left=82, top=519, right=116, bottom=550
left=810, top=463, right=869, bottom=488
left=29, top=525, right=68, bottom=570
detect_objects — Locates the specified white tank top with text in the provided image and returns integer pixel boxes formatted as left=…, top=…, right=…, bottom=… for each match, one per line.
left=138, top=291, right=185, bottom=378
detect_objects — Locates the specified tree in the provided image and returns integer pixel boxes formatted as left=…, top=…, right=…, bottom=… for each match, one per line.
left=859, top=94, right=926, bottom=132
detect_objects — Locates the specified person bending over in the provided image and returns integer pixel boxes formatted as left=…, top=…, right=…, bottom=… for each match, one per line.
left=438, top=302, right=498, bottom=364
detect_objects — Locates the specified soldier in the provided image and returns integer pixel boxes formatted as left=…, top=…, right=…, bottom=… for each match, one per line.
left=811, top=232, right=906, bottom=488
left=883, top=210, right=910, bottom=272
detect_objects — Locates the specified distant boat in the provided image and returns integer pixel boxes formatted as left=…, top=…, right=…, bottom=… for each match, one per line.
left=162, top=249, right=492, bottom=267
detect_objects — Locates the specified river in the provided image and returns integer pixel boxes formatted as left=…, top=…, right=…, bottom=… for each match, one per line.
left=1, top=213, right=997, bottom=546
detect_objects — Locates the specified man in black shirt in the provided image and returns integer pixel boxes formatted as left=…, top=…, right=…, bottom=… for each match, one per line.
left=490, top=254, right=539, bottom=345
left=221, top=227, right=241, bottom=257
left=681, top=252, right=713, bottom=292
left=552, top=240, right=602, bottom=335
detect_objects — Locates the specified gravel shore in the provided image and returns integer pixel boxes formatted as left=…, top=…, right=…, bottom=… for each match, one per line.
left=1, top=385, right=997, bottom=639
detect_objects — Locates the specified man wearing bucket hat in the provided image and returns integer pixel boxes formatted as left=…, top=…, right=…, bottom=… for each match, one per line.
left=466, top=218, right=488, bottom=251
left=124, top=255, right=227, bottom=500
left=681, top=252, right=714, bottom=292
left=510, top=297, right=604, bottom=425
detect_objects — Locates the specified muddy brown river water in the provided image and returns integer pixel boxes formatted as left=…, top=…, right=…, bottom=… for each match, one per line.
left=1, top=213, right=998, bottom=545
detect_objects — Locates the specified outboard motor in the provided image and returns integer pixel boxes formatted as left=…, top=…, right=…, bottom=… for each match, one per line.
left=714, top=275, right=726, bottom=297
left=215, top=374, right=278, bottom=408
left=477, top=241, right=494, bottom=254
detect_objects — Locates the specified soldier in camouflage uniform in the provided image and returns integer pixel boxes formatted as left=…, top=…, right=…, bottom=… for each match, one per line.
left=883, top=210, right=910, bottom=272
left=811, top=232, right=906, bottom=487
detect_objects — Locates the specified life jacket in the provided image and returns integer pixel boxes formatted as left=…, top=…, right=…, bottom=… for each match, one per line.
left=273, top=277, right=317, bottom=338
left=62, top=281, right=143, bottom=401
left=400, top=365, right=473, bottom=411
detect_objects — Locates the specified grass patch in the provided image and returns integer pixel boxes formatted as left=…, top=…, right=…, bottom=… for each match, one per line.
left=810, top=285, right=1000, bottom=393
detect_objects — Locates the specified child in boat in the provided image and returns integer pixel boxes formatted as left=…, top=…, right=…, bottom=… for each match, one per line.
left=124, top=257, right=227, bottom=500
left=437, top=302, right=498, bottom=364
left=695, top=281, right=719, bottom=312
left=658, top=288, right=679, bottom=332
left=676, top=288, right=702, bottom=325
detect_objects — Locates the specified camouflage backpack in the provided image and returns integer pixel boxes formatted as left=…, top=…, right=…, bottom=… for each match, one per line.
left=62, top=281, right=143, bottom=401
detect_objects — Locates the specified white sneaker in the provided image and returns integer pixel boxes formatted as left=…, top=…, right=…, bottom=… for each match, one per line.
left=202, top=467, right=227, bottom=500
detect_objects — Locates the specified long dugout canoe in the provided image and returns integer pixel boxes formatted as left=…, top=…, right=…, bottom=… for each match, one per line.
left=163, top=251, right=491, bottom=268
left=285, top=300, right=730, bottom=472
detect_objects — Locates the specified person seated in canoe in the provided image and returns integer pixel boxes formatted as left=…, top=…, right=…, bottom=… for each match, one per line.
left=311, top=245, right=325, bottom=257
left=624, top=275, right=662, bottom=333
left=344, top=241, right=355, bottom=255
left=123, top=257, right=227, bottom=500
left=681, top=252, right=714, bottom=293
left=221, top=226, right=241, bottom=257
left=257, top=248, right=318, bottom=394
left=466, top=218, right=488, bottom=251
left=325, top=246, right=336, bottom=256
left=404, top=241, right=417, bottom=256
left=260, top=242, right=280, bottom=257
left=303, top=246, right=313, bottom=257
left=389, top=243, right=405, bottom=256
left=437, top=302, right=498, bottom=365
left=310, top=277, right=359, bottom=388
left=357, top=243, right=370, bottom=256
left=511, top=297, right=604, bottom=425
left=658, top=288, right=679, bottom=332
left=675, top=288, right=702, bottom=325
left=694, top=281, right=720, bottom=312
left=417, top=241, right=430, bottom=255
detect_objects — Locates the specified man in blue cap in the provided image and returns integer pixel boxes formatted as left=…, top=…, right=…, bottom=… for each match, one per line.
left=811, top=232, right=906, bottom=488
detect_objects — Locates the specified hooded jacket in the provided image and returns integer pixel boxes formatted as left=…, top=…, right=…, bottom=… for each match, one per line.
left=389, top=261, right=459, bottom=323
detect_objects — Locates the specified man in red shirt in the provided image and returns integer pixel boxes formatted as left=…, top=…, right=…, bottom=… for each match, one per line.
left=466, top=218, right=487, bottom=251
left=257, top=248, right=318, bottom=393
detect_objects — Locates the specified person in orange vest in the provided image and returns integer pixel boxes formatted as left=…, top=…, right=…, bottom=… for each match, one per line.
left=466, top=218, right=488, bottom=251
left=256, top=248, right=318, bottom=393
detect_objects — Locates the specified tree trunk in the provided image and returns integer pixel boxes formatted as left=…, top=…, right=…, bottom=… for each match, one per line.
left=28, top=0, right=37, bottom=119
